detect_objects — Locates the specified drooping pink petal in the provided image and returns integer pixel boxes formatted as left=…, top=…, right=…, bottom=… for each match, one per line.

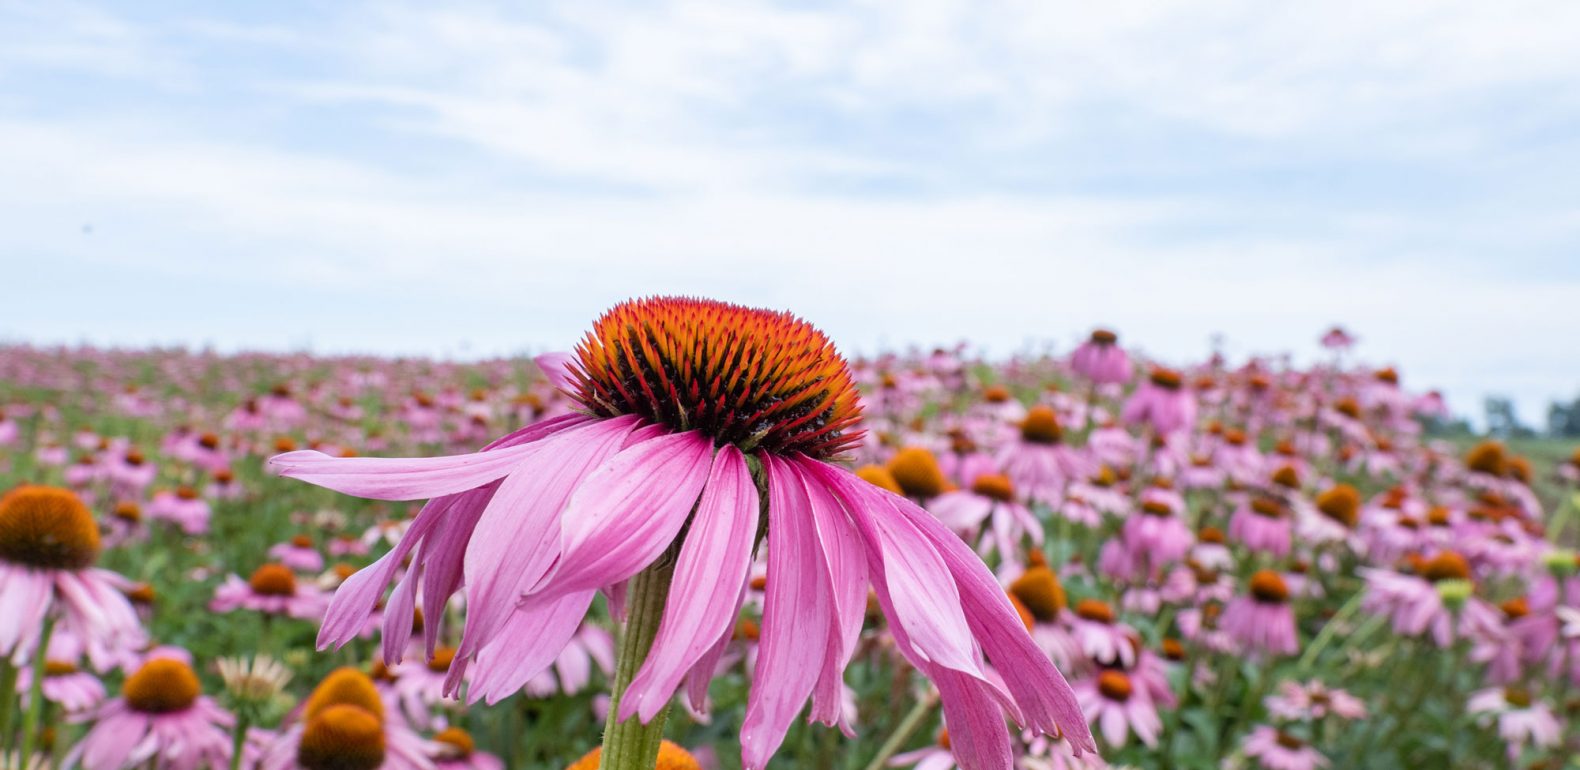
left=316, top=493, right=445, bottom=651
left=466, top=590, right=597, bottom=703
left=457, top=416, right=641, bottom=665
left=792, top=457, right=870, bottom=732
left=931, top=666, right=1015, bottom=770
left=481, top=413, right=592, bottom=451
left=418, top=481, right=499, bottom=656
left=740, top=455, right=834, bottom=770
left=685, top=580, right=748, bottom=715
left=891, top=490, right=1096, bottom=753
left=621, top=445, right=757, bottom=723
left=814, top=464, right=982, bottom=676
left=534, top=430, right=715, bottom=597
left=270, top=442, right=542, bottom=501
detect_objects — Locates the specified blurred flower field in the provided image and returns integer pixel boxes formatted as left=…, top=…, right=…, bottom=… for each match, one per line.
left=0, top=304, right=1577, bottom=770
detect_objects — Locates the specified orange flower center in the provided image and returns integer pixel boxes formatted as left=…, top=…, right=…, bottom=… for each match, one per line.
left=248, top=564, right=297, bottom=596
left=1074, top=598, right=1115, bottom=624
left=427, top=647, right=457, bottom=673
left=1097, top=670, right=1133, bottom=701
left=298, top=704, right=385, bottom=770
left=1315, top=485, right=1359, bottom=528
left=123, top=659, right=201, bottom=713
left=1010, top=565, right=1066, bottom=622
left=970, top=474, right=1015, bottom=503
left=568, top=297, right=863, bottom=460
left=434, top=726, right=475, bottom=757
left=1250, top=497, right=1286, bottom=518
left=1421, top=552, right=1471, bottom=583
left=887, top=448, right=946, bottom=499
left=0, top=486, right=101, bottom=569
left=1148, top=368, right=1183, bottom=390
left=567, top=740, right=701, bottom=770
left=1089, top=329, right=1118, bottom=345
left=1020, top=406, right=1063, bottom=444
left=1249, top=570, right=1290, bottom=603
left=304, top=668, right=385, bottom=724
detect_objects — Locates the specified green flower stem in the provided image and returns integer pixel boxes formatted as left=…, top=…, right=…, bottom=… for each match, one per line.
left=18, top=616, right=54, bottom=763
left=0, top=655, right=18, bottom=751
left=598, top=552, right=678, bottom=770
left=861, top=690, right=939, bottom=770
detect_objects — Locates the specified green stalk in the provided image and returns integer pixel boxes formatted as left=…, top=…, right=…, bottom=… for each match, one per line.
left=0, top=655, right=18, bottom=751
left=18, top=617, right=54, bottom=763
left=228, top=709, right=252, bottom=770
left=860, top=691, right=939, bottom=770
left=598, top=553, right=678, bottom=770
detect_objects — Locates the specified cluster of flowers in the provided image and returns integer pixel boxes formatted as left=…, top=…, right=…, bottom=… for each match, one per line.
left=0, top=302, right=1577, bottom=770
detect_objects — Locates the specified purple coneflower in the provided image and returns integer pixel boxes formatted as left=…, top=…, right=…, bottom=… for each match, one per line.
left=1069, top=330, right=1131, bottom=385
left=1241, top=725, right=1328, bottom=770
left=210, top=563, right=328, bottom=620
left=1221, top=571, right=1299, bottom=657
left=272, top=297, right=1094, bottom=769
left=68, top=656, right=236, bottom=770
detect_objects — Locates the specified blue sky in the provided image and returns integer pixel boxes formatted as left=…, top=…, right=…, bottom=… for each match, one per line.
left=3, top=1, right=1578, bottom=425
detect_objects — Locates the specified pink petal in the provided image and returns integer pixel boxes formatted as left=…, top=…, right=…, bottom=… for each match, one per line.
left=535, top=430, right=715, bottom=596
left=793, top=458, right=870, bottom=731
left=270, top=442, right=541, bottom=500
left=533, top=352, right=581, bottom=393
left=466, top=590, right=597, bottom=703
left=458, top=416, right=640, bottom=663
left=685, top=581, right=748, bottom=715
left=740, top=455, right=834, bottom=770
left=621, top=445, right=757, bottom=723
left=932, top=666, right=1015, bottom=770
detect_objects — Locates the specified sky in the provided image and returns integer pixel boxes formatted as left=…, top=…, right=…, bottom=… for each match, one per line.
left=2, top=1, right=1578, bottom=426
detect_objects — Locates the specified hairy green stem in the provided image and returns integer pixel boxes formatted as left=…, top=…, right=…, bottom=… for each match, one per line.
left=598, top=554, right=678, bottom=770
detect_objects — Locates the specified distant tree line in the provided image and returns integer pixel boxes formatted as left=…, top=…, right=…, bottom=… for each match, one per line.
left=1466, top=393, right=1580, bottom=439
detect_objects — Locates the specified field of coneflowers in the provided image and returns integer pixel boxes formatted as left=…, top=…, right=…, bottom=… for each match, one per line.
left=1, top=299, right=1577, bottom=770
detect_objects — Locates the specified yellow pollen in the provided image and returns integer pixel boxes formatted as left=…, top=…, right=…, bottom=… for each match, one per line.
left=970, top=473, right=1015, bottom=503
left=304, top=668, right=384, bottom=724
left=123, top=658, right=201, bottom=714
left=248, top=564, right=297, bottom=596
left=1248, top=570, right=1289, bottom=604
left=298, top=704, right=385, bottom=770
left=1020, top=406, right=1063, bottom=444
left=1010, top=565, right=1067, bottom=622
left=570, top=297, right=863, bottom=460
left=855, top=465, right=903, bottom=495
left=567, top=740, right=702, bottom=770
left=1097, top=670, right=1133, bottom=701
left=887, top=448, right=946, bottom=499
left=0, top=486, right=101, bottom=570
left=1074, top=598, right=1115, bottom=624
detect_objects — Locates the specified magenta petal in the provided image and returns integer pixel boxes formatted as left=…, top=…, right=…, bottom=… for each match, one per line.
left=740, top=455, right=834, bottom=770
left=792, top=458, right=870, bottom=730
left=317, top=498, right=447, bottom=651
left=269, top=443, right=542, bottom=501
left=685, top=580, right=747, bottom=715
left=621, top=445, right=757, bottom=723
left=892, top=493, right=1096, bottom=754
left=536, top=430, right=715, bottom=596
left=481, top=413, right=591, bottom=451
left=458, top=416, right=640, bottom=661
left=466, top=590, right=597, bottom=704
left=931, top=666, right=1015, bottom=770
left=816, top=464, right=981, bottom=676
left=418, top=482, right=498, bottom=656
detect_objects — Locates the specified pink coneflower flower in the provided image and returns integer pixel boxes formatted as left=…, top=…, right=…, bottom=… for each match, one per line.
left=0, top=486, right=145, bottom=669
left=1264, top=680, right=1366, bottom=722
left=391, top=647, right=464, bottom=730
left=106, top=448, right=157, bottom=494
left=1319, top=326, right=1354, bottom=350
left=1068, top=599, right=1136, bottom=668
left=1070, top=330, right=1131, bottom=385
left=16, top=655, right=106, bottom=712
left=210, top=564, right=328, bottom=620
left=1072, top=670, right=1161, bottom=748
left=272, top=297, right=1095, bottom=767
left=67, top=657, right=236, bottom=770
left=145, top=486, right=210, bottom=535
left=1229, top=495, right=1293, bottom=557
left=996, top=406, right=1091, bottom=505
left=1121, top=368, right=1196, bottom=436
left=1359, top=552, right=1501, bottom=647
left=1241, top=725, right=1328, bottom=770
left=1466, top=686, right=1562, bottom=758
left=269, top=535, right=325, bottom=572
left=929, top=472, right=1043, bottom=562
left=432, top=727, right=503, bottom=770
left=1222, top=571, right=1298, bottom=657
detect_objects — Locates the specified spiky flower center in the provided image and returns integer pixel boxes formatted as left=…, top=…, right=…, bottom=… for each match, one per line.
left=123, top=659, right=201, bottom=713
left=1249, top=570, right=1289, bottom=604
left=1009, top=565, right=1066, bottom=622
left=1097, top=670, right=1133, bottom=701
left=304, top=668, right=384, bottom=724
left=1421, top=551, right=1471, bottom=583
left=1148, top=368, right=1183, bottom=390
left=1075, top=598, right=1115, bottom=624
left=427, top=646, right=457, bottom=673
left=298, top=704, right=385, bottom=770
left=567, top=297, right=862, bottom=460
left=970, top=473, right=1015, bottom=503
left=1089, top=329, right=1118, bottom=345
left=434, top=727, right=475, bottom=758
left=113, top=501, right=141, bottom=523
left=1020, top=406, right=1063, bottom=444
left=291, top=534, right=314, bottom=548
left=0, top=486, right=101, bottom=570
left=1274, top=731, right=1305, bottom=750
left=1315, top=485, right=1360, bottom=528
left=248, top=564, right=297, bottom=596
left=887, top=448, right=946, bottom=499
left=568, top=740, right=702, bottom=770
left=1249, top=497, right=1286, bottom=518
